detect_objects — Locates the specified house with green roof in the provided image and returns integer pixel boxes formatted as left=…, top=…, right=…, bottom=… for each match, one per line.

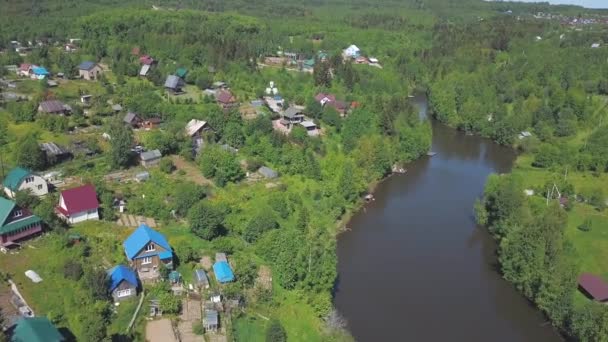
left=2, top=167, right=48, bottom=199
left=10, top=316, right=64, bottom=342
left=0, top=197, right=43, bottom=246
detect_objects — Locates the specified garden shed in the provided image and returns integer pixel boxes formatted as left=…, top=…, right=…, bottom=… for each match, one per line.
left=194, top=269, right=209, bottom=289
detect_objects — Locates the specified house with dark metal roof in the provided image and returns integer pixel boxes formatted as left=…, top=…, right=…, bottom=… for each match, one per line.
left=164, top=75, right=184, bottom=93
left=107, top=265, right=139, bottom=302
left=10, top=316, right=64, bottom=342
left=578, top=273, right=608, bottom=301
left=40, top=142, right=72, bottom=165
left=123, top=224, right=173, bottom=280
left=280, top=107, right=304, bottom=127
left=78, top=61, right=102, bottom=81
left=2, top=167, right=48, bottom=198
left=140, top=149, right=162, bottom=167
left=0, top=197, right=43, bottom=247
left=258, top=166, right=278, bottom=179
left=56, top=184, right=99, bottom=224
left=38, top=100, right=70, bottom=115
left=123, top=112, right=143, bottom=128
left=194, top=269, right=210, bottom=289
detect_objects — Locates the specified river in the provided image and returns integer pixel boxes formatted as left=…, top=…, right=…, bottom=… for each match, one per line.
left=334, top=94, right=561, bottom=341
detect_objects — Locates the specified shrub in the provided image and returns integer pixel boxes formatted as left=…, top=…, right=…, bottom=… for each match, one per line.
left=578, top=218, right=592, bottom=232
left=160, top=158, right=175, bottom=174
left=63, top=260, right=84, bottom=281
left=192, top=322, right=204, bottom=335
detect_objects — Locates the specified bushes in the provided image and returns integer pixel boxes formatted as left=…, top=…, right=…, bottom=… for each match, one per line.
left=265, top=319, right=286, bottom=342
left=63, top=260, right=84, bottom=281
left=159, top=158, right=175, bottom=174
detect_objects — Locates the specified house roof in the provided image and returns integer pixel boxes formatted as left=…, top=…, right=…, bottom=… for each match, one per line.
left=107, top=265, right=138, bottom=292
left=215, top=90, right=234, bottom=104
left=315, top=93, right=336, bottom=103
left=194, top=269, right=209, bottom=284
left=123, top=112, right=141, bottom=124
left=204, top=309, right=218, bottom=325
left=258, top=166, right=278, bottom=179
left=19, top=63, right=31, bottom=72
left=78, top=61, right=96, bottom=71
left=39, top=100, right=67, bottom=113
left=579, top=273, right=608, bottom=301
left=330, top=100, right=348, bottom=110
left=140, top=149, right=162, bottom=161
left=3, top=167, right=31, bottom=191
left=139, top=64, right=150, bottom=76
left=0, top=197, right=16, bottom=227
left=32, top=66, right=49, bottom=75
left=300, top=121, right=316, bottom=129
left=11, top=317, right=64, bottom=342
left=123, top=224, right=172, bottom=260
left=185, top=119, right=208, bottom=136
left=213, top=261, right=235, bottom=283
left=164, top=75, right=183, bottom=90
left=58, top=184, right=99, bottom=216
left=176, top=67, right=188, bottom=78
left=40, top=142, right=69, bottom=157
left=283, top=107, right=302, bottom=118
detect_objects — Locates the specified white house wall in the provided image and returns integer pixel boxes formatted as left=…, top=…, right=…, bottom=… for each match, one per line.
left=68, top=209, right=99, bottom=224
left=17, top=176, right=48, bottom=197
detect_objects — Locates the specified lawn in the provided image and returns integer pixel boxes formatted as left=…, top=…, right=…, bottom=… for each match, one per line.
left=233, top=315, right=267, bottom=342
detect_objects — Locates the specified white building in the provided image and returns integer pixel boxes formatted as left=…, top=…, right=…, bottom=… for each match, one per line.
left=56, top=184, right=100, bottom=224
left=2, top=167, right=49, bottom=198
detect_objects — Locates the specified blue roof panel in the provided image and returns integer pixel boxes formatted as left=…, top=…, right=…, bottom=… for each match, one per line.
left=213, top=261, right=235, bottom=283
left=123, top=224, right=172, bottom=260
left=32, top=67, right=49, bottom=75
left=78, top=61, right=96, bottom=70
left=107, top=265, right=138, bottom=292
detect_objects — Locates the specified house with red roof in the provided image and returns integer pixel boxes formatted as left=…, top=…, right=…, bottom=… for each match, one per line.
left=56, top=184, right=100, bottom=224
left=215, top=90, right=238, bottom=110
left=18, top=63, right=32, bottom=77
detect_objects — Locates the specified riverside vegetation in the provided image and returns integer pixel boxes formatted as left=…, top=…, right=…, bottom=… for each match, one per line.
left=1, top=0, right=608, bottom=340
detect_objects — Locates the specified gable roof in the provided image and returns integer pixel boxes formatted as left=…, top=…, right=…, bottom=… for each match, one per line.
left=39, top=100, right=67, bottom=113
left=3, top=167, right=31, bottom=191
left=283, top=107, right=302, bottom=118
left=139, top=64, right=151, bottom=76
left=123, top=224, right=172, bottom=260
left=185, top=119, right=209, bottom=136
left=58, top=184, right=99, bottom=216
left=215, top=90, right=234, bottom=104
left=140, top=149, right=162, bottom=161
left=19, top=63, right=31, bottom=72
left=11, top=317, right=64, bottom=342
left=213, top=261, right=235, bottom=283
left=0, top=197, right=16, bottom=227
left=579, top=273, right=608, bottom=301
left=40, top=142, right=69, bottom=157
left=78, top=61, right=97, bottom=71
left=258, top=166, right=278, bottom=179
left=176, top=67, right=188, bottom=78
left=123, top=112, right=141, bottom=124
left=32, top=66, right=49, bottom=76
left=164, top=75, right=183, bottom=90
left=315, top=93, right=336, bottom=103
left=107, top=265, right=138, bottom=292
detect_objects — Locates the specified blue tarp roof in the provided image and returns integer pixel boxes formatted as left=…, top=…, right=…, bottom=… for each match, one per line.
left=32, top=66, right=49, bottom=75
left=123, top=224, right=172, bottom=260
left=107, top=265, right=137, bottom=292
left=213, top=261, right=235, bottom=283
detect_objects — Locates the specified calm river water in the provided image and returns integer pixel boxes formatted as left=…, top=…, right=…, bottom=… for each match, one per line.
left=334, top=94, right=561, bottom=341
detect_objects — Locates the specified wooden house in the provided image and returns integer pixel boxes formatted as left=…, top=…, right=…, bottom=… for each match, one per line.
left=123, top=224, right=173, bottom=280
left=0, top=197, right=43, bottom=247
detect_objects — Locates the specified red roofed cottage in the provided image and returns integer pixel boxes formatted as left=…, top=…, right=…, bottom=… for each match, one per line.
left=56, top=184, right=99, bottom=224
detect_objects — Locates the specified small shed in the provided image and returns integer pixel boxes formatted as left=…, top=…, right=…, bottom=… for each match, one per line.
left=135, top=171, right=150, bottom=183
left=578, top=273, right=608, bottom=301
left=194, top=269, right=209, bottom=289
left=258, top=166, right=278, bottom=179
left=164, top=75, right=184, bottom=93
left=140, top=149, right=162, bottom=167
left=203, top=309, right=219, bottom=331
left=40, top=142, right=72, bottom=165
left=215, top=252, right=228, bottom=263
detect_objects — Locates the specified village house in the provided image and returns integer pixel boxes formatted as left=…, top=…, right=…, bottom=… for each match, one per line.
left=40, top=142, right=72, bottom=165
left=38, top=100, right=71, bottom=115
left=140, top=149, right=162, bottom=167
left=343, top=44, right=361, bottom=59
left=3, top=167, right=49, bottom=198
left=123, top=112, right=143, bottom=128
left=185, top=119, right=213, bottom=155
left=31, top=66, right=50, bottom=80
left=142, top=117, right=162, bottom=129
left=107, top=265, right=139, bottom=302
left=164, top=75, right=184, bottom=93
left=578, top=273, right=608, bottom=302
left=300, top=120, right=319, bottom=136
left=10, top=316, right=65, bottom=342
left=56, top=184, right=100, bottom=224
left=78, top=61, right=102, bottom=81
left=123, top=224, right=173, bottom=280
left=0, top=197, right=43, bottom=247
left=215, top=89, right=238, bottom=110
left=18, top=63, right=32, bottom=77
left=203, top=309, right=219, bottom=332
left=280, top=107, right=305, bottom=128
left=194, top=269, right=210, bottom=289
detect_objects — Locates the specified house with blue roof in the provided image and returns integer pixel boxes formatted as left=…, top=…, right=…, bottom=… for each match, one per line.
left=2, top=167, right=48, bottom=199
left=31, top=66, right=50, bottom=80
left=107, top=265, right=138, bottom=302
left=78, top=61, right=102, bottom=81
left=123, top=224, right=173, bottom=280
left=213, top=260, right=235, bottom=283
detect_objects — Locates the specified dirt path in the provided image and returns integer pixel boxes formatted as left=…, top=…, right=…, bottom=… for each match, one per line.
left=177, top=298, right=203, bottom=342
left=171, top=156, right=213, bottom=186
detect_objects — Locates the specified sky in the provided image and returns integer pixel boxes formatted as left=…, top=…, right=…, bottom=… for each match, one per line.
left=503, top=0, right=607, bottom=9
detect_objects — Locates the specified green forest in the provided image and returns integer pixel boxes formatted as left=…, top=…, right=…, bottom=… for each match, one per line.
left=0, top=0, right=608, bottom=341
